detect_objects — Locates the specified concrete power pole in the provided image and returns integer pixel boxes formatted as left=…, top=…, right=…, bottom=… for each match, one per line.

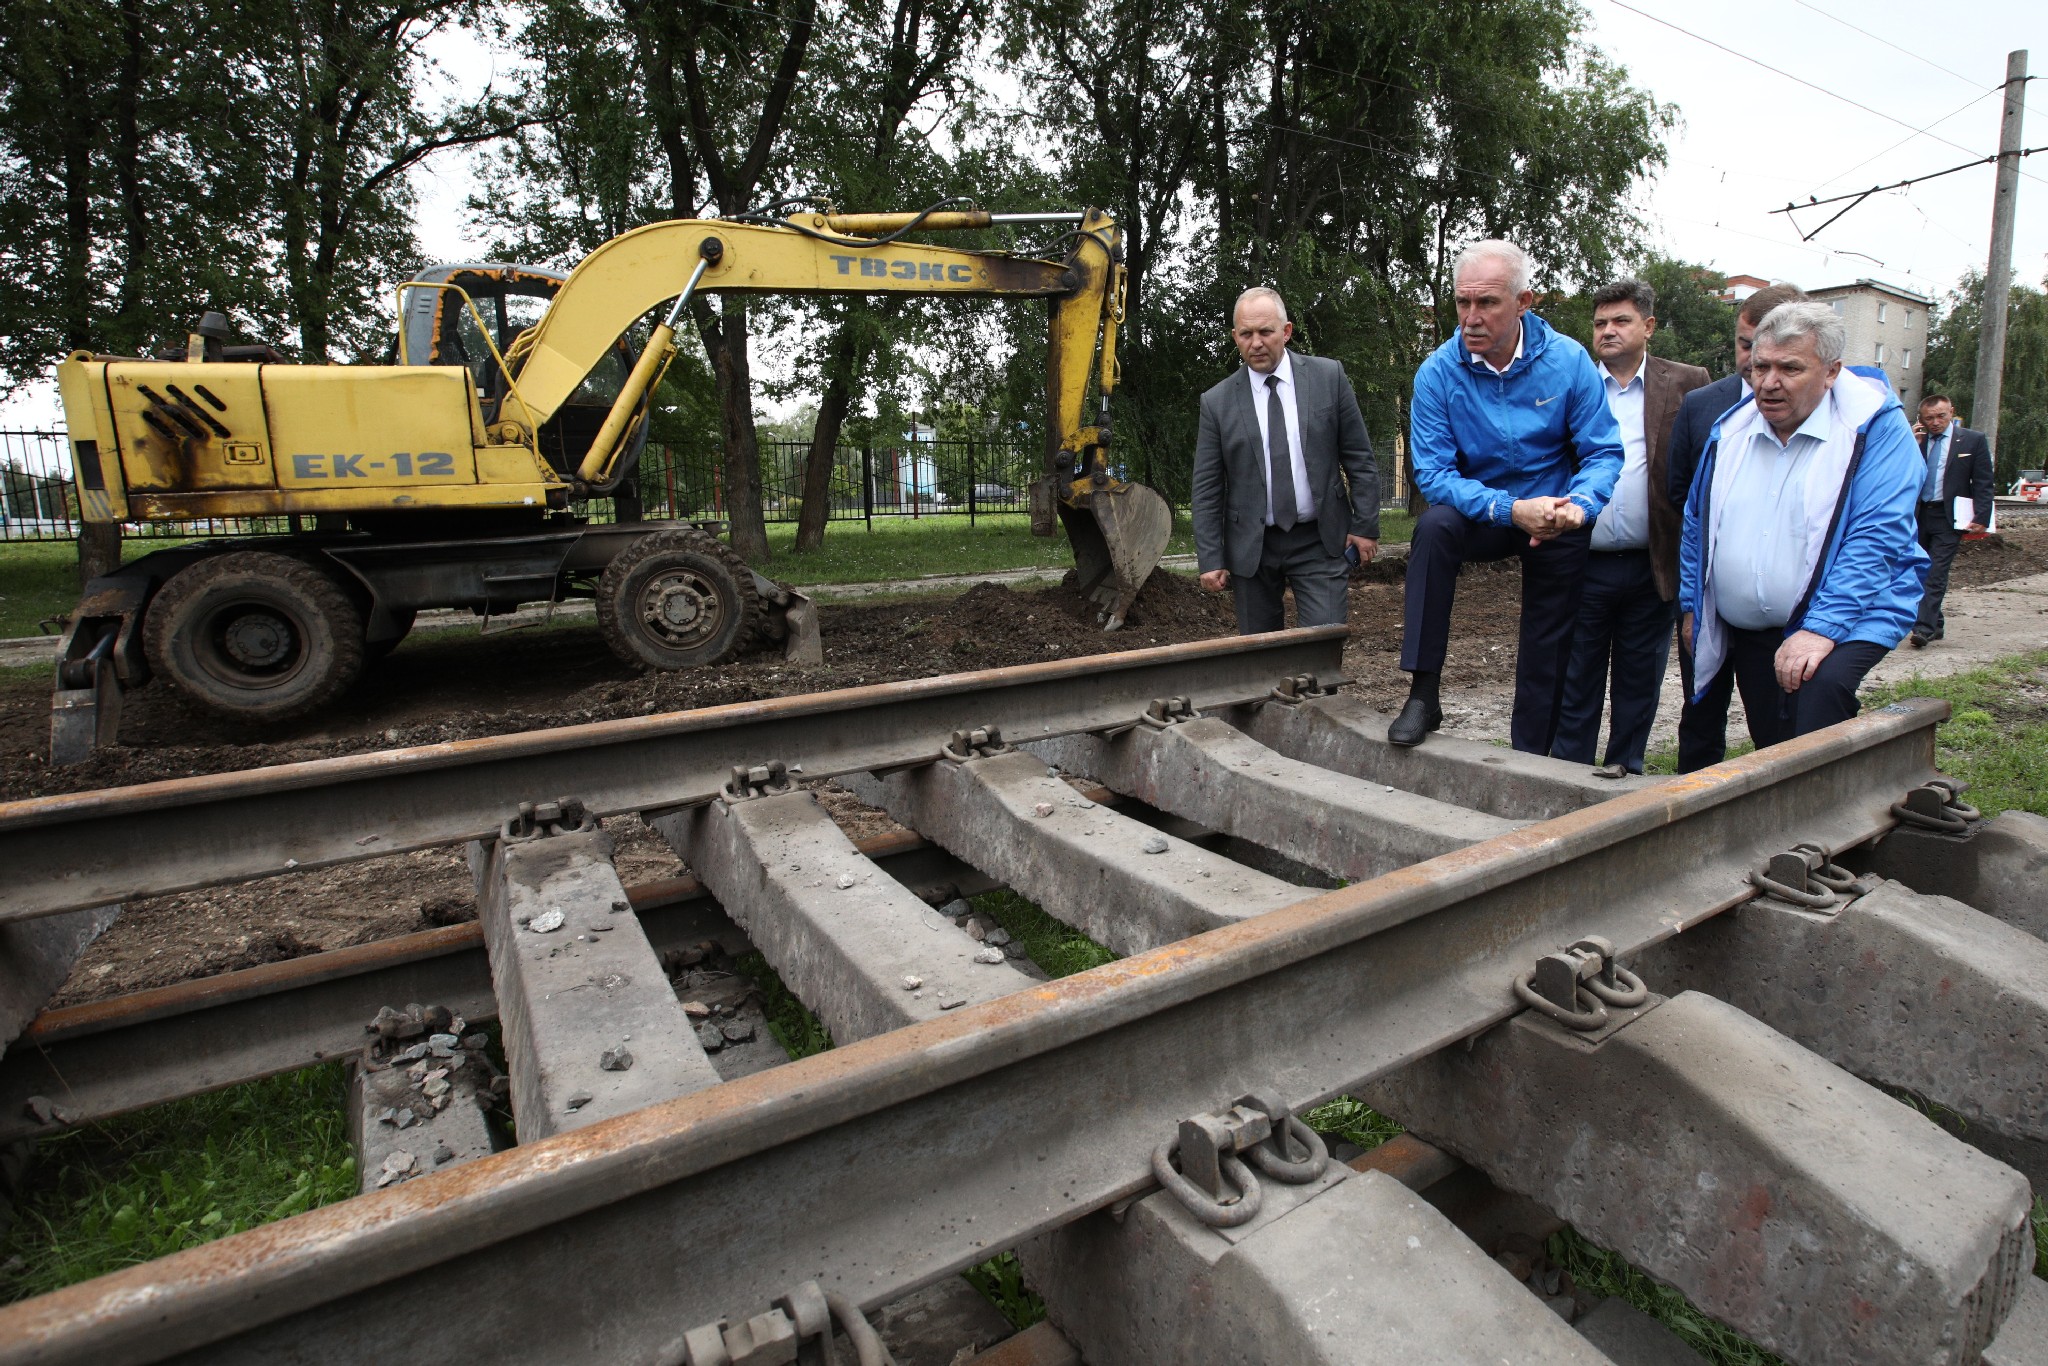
left=1970, top=49, right=2028, bottom=454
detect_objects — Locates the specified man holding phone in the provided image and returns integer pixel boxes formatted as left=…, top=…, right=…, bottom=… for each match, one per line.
left=1192, top=287, right=1381, bottom=632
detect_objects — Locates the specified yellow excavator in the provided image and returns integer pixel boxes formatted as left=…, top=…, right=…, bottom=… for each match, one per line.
left=48, top=206, right=1171, bottom=762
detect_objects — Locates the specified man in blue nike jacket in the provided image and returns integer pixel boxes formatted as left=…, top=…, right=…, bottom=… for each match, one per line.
left=1392, top=240, right=1624, bottom=753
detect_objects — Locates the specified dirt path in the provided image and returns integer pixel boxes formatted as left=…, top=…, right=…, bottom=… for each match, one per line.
left=14, top=531, right=2043, bottom=1007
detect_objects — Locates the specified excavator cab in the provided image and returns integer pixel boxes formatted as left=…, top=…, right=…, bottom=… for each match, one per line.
left=396, top=264, right=647, bottom=487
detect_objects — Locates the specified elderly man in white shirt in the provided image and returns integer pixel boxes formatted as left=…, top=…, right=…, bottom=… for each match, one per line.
left=1678, top=302, right=1928, bottom=755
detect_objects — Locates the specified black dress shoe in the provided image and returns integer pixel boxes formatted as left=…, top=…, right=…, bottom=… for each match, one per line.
left=1387, top=697, right=1443, bottom=747
left=1907, top=633, right=1928, bottom=649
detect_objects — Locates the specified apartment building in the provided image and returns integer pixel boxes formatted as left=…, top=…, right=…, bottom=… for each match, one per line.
left=1806, top=280, right=1936, bottom=412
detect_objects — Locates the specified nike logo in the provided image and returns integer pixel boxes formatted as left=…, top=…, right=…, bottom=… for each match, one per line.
left=1535, top=395, right=1559, bottom=407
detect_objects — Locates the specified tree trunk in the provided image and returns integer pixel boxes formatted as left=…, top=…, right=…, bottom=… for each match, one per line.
left=78, top=524, right=123, bottom=585
left=702, top=297, right=769, bottom=563
left=795, top=321, right=871, bottom=552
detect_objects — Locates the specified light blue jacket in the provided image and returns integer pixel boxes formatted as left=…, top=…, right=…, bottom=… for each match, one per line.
left=1679, top=371, right=1928, bottom=695
left=1409, top=312, right=1624, bottom=525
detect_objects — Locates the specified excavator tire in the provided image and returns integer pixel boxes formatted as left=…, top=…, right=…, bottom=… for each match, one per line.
left=597, top=528, right=764, bottom=671
left=144, top=551, right=367, bottom=722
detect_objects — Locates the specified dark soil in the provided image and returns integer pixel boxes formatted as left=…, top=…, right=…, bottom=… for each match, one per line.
left=1947, top=529, right=2048, bottom=589
left=17, top=528, right=2043, bottom=1008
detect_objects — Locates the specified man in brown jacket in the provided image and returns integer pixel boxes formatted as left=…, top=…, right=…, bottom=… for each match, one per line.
left=1551, top=278, right=1710, bottom=773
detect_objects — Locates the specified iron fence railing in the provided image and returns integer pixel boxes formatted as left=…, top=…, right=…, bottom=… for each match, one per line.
left=635, top=439, right=1057, bottom=526
left=0, top=429, right=1396, bottom=544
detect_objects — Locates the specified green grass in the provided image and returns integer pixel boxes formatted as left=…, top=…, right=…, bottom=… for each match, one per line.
left=963, top=1252, right=1046, bottom=1330
left=1301, top=1096, right=1406, bottom=1151
left=972, top=888, right=1117, bottom=979
left=758, top=513, right=1197, bottom=585
left=0, top=541, right=83, bottom=637
left=1865, top=649, right=2048, bottom=819
left=2036, top=1198, right=2048, bottom=1280
left=1550, top=1228, right=1788, bottom=1366
left=730, top=951, right=834, bottom=1060
left=0, top=1064, right=356, bottom=1304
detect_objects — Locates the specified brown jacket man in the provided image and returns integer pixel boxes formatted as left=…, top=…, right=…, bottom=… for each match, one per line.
left=1643, top=352, right=1712, bottom=601
left=1553, top=279, right=1709, bottom=773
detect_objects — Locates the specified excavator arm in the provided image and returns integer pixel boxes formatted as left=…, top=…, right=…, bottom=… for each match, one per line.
left=501, top=207, right=1166, bottom=626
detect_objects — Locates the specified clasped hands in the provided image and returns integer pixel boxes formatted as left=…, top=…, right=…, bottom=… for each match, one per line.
left=1510, top=496, right=1584, bottom=546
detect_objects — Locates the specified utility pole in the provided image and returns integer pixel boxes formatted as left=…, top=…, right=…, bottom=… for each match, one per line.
left=1971, top=50, right=2028, bottom=454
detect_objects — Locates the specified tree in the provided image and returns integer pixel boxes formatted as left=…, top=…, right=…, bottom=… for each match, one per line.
left=625, top=0, right=817, bottom=564
left=1924, top=270, right=2048, bottom=485
left=1542, top=257, right=1732, bottom=374
left=782, top=0, right=983, bottom=553
left=1641, top=258, right=1733, bottom=377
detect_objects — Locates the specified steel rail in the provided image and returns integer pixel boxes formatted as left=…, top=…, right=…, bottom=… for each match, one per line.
left=0, top=833, right=999, bottom=1142
left=0, top=699, right=1945, bottom=1366
left=0, top=628, right=1346, bottom=924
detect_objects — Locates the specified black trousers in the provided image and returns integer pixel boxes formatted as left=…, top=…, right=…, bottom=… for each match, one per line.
left=1401, top=504, right=1591, bottom=754
left=1678, top=620, right=1889, bottom=770
left=1675, top=633, right=1734, bottom=773
left=1913, top=502, right=1961, bottom=640
left=1230, top=519, right=1350, bottom=633
left=1551, top=549, right=1675, bottom=774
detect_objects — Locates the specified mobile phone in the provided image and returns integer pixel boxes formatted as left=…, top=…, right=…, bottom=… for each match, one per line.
left=1344, top=541, right=1362, bottom=567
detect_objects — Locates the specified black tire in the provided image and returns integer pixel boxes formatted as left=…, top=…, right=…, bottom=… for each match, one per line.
left=143, top=551, right=367, bottom=722
left=597, top=528, right=762, bottom=670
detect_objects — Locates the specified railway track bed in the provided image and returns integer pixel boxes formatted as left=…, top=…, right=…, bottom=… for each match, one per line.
left=2, top=626, right=2047, bottom=1365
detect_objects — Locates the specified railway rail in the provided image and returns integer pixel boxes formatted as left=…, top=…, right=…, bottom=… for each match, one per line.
left=1, top=627, right=2046, bottom=1365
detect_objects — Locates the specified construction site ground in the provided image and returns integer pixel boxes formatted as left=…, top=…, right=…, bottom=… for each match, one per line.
left=4, top=527, right=2045, bottom=1010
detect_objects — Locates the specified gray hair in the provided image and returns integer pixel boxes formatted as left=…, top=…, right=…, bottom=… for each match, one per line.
left=1233, top=286, right=1289, bottom=324
left=1454, top=239, right=1532, bottom=296
left=1753, top=301, right=1846, bottom=365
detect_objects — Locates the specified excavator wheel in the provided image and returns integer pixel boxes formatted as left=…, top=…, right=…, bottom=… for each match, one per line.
left=143, top=551, right=367, bottom=722
left=597, top=528, right=763, bottom=670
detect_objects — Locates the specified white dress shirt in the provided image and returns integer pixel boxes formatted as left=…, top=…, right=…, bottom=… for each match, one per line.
left=1711, top=401, right=1833, bottom=629
left=1248, top=349, right=1317, bottom=525
left=1464, top=322, right=1526, bottom=376
left=1590, top=359, right=1648, bottom=551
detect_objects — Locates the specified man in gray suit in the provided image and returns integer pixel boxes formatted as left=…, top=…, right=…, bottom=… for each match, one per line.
left=1192, top=287, right=1380, bottom=632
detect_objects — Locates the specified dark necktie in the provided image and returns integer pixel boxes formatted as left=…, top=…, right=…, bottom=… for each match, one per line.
left=1266, top=373, right=1297, bottom=531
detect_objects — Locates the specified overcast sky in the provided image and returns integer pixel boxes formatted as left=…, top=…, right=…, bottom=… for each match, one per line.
left=1582, top=0, right=2041, bottom=301
left=5, top=0, right=2038, bottom=426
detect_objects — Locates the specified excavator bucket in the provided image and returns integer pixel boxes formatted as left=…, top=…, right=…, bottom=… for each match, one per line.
left=1056, top=481, right=1173, bottom=630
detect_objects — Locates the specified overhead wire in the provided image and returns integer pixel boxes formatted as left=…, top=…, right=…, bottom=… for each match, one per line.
left=1598, top=0, right=2048, bottom=190
left=1812, top=88, right=2000, bottom=194
left=1785, top=0, right=1985, bottom=88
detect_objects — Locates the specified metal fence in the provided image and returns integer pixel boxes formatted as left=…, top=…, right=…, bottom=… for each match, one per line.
left=0, top=429, right=306, bottom=543
left=635, top=439, right=1062, bottom=525
left=0, top=430, right=1252, bottom=543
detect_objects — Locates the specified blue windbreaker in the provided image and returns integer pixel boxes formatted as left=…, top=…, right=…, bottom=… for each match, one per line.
left=1678, top=369, right=1928, bottom=696
left=1408, top=312, right=1624, bottom=526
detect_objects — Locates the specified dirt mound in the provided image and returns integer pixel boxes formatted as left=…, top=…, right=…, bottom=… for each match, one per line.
left=1950, top=529, right=2048, bottom=589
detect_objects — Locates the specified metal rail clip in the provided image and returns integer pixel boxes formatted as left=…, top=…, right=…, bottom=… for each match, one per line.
left=722, top=761, right=796, bottom=804
left=940, top=725, right=1010, bottom=762
left=1513, top=935, right=1647, bottom=1031
left=1138, top=695, right=1196, bottom=729
left=674, top=1279, right=898, bottom=1366
left=1891, top=779, right=1982, bottom=834
left=1151, top=1089, right=1330, bottom=1228
left=1748, top=842, right=1869, bottom=909
left=499, top=798, right=598, bottom=842
left=1265, top=673, right=1336, bottom=707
